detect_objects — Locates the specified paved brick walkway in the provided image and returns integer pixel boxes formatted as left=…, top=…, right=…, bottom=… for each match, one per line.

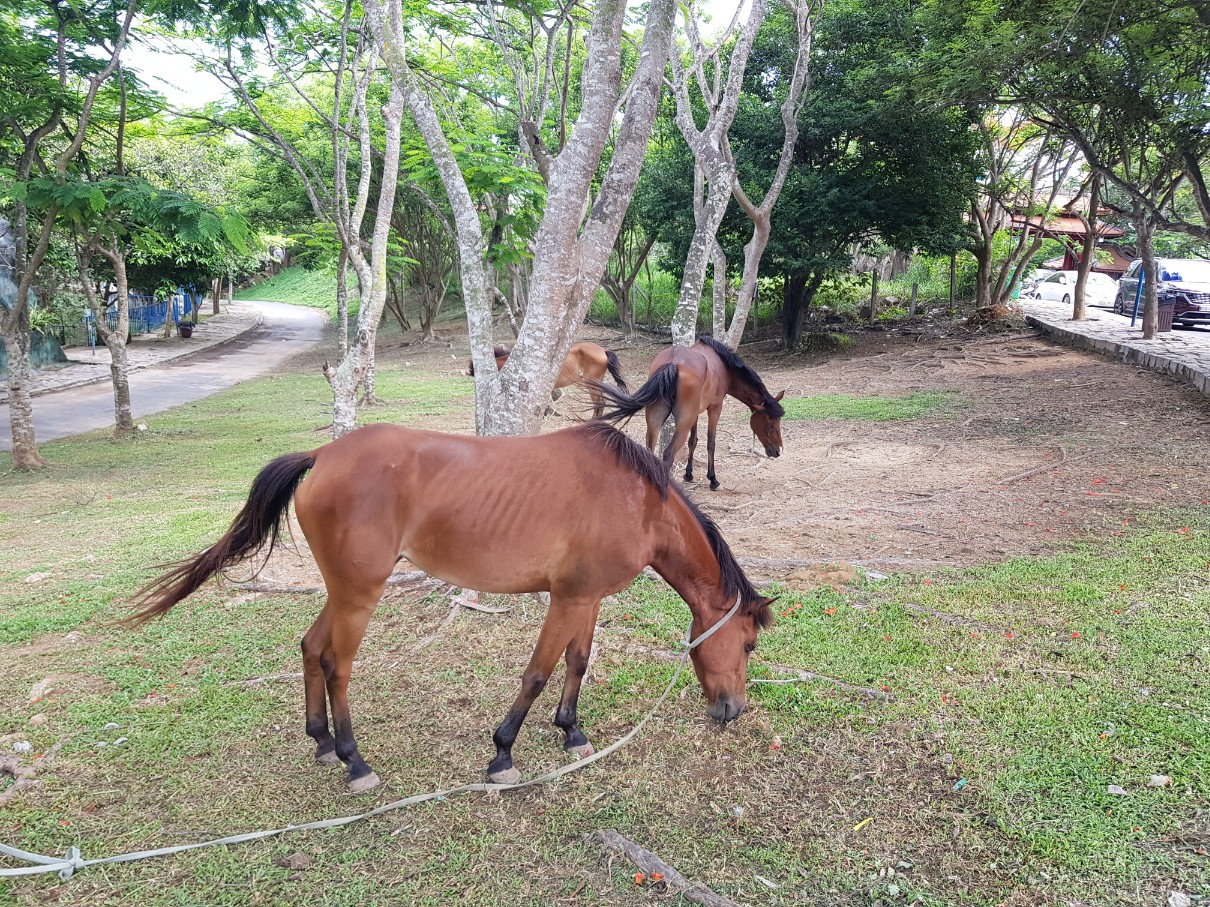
left=1017, top=297, right=1210, bottom=398
left=0, top=301, right=263, bottom=403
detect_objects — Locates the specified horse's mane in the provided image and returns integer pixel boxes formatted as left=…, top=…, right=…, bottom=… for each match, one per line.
left=674, top=488, right=773, bottom=626
left=493, top=345, right=512, bottom=359
left=577, top=422, right=770, bottom=626
left=577, top=422, right=670, bottom=499
left=696, top=335, right=784, bottom=417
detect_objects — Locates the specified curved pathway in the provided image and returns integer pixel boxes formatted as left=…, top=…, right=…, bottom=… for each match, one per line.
left=0, top=300, right=325, bottom=450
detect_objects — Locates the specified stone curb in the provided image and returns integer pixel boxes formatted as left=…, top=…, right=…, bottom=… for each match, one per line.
left=0, top=304, right=266, bottom=404
left=1023, top=314, right=1210, bottom=398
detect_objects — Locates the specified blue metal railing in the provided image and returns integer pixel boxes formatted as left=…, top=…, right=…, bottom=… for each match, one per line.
left=83, top=291, right=198, bottom=351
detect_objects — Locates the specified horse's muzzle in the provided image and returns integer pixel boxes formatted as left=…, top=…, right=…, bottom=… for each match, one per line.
left=765, top=447, right=781, bottom=458
left=706, top=695, right=746, bottom=723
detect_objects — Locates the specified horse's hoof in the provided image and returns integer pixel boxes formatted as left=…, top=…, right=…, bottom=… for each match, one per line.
left=346, top=771, right=381, bottom=793
left=566, top=743, right=594, bottom=759
left=487, top=766, right=523, bottom=785
left=316, top=750, right=341, bottom=767
left=709, top=481, right=720, bottom=491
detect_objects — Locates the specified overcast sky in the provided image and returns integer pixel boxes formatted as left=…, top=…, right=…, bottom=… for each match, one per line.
left=127, top=1, right=748, bottom=112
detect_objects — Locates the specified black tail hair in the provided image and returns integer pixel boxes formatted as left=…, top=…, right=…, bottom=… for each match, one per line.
left=604, top=350, right=629, bottom=393
left=125, top=451, right=315, bottom=624
left=589, top=362, right=679, bottom=422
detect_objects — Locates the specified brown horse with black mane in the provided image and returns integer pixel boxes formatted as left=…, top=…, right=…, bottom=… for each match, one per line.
left=468, top=341, right=629, bottom=419
left=129, top=422, right=772, bottom=793
left=593, top=335, right=785, bottom=490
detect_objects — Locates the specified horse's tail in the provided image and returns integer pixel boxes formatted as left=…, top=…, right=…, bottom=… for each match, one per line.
left=125, top=451, right=316, bottom=625
left=604, top=350, right=629, bottom=393
left=590, top=362, right=678, bottom=422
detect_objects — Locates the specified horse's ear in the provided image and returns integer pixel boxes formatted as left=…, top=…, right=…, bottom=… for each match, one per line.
left=774, top=389, right=785, bottom=401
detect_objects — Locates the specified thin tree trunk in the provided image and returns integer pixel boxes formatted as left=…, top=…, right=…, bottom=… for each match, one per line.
left=1133, top=204, right=1158, bottom=339
left=1072, top=174, right=1101, bottom=321
left=721, top=0, right=812, bottom=348
left=336, top=247, right=349, bottom=360
left=1, top=319, right=47, bottom=468
left=710, top=241, right=728, bottom=339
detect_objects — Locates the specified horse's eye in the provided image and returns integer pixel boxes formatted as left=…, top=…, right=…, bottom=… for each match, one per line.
left=744, top=642, right=756, bottom=655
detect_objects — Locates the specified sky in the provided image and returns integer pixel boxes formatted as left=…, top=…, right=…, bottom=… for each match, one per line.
left=123, top=34, right=232, bottom=109
left=126, top=1, right=750, bottom=112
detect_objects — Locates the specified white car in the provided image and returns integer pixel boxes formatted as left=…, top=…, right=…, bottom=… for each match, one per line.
left=1031, top=270, right=1118, bottom=307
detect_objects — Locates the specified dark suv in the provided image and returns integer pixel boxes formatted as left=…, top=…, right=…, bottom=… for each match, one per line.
left=1114, top=258, right=1210, bottom=326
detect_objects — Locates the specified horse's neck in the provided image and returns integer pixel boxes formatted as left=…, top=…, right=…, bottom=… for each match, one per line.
left=724, top=371, right=764, bottom=412
left=650, top=496, right=726, bottom=616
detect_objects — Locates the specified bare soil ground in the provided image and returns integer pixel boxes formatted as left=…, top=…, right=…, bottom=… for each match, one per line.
left=356, top=319, right=1210, bottom=580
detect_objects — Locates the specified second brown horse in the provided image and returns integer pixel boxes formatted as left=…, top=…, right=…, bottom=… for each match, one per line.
left=468, top=341, right=629, bottom=419
left=130, top=422, right=771, bottom=793
left=595, top=335, right=785, bottom=490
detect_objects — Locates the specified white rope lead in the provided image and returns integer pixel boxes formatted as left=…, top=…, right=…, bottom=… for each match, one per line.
left=0, top=597, right=744, bottom=881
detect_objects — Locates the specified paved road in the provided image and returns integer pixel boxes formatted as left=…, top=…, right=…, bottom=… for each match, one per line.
left=0, top=301, right=326, bottom=450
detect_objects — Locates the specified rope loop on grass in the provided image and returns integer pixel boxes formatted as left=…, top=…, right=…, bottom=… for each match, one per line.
left=0, top=599, right=743, bottom=881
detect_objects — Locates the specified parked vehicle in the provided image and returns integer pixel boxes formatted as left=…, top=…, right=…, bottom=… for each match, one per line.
left=1030, top=270, right=1118, bottom=307
left=1020, top=269, right=1055, bottom=297
left=1114, top=258, right=1210, bottom=326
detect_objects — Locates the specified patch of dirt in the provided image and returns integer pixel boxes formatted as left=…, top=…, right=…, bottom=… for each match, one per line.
left=269, top=321, right=1210, bottom=582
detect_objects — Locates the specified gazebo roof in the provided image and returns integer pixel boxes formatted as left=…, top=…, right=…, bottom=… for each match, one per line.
left=1010, top=212, right=1125, bottom=239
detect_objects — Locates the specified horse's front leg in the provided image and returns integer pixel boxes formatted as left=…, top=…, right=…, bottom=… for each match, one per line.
left=488, top=601, right=582, bottom=784
left=553, top=601, right=602, bottom=758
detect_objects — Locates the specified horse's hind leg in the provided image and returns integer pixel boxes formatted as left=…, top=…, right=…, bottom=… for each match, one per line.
left=488, top=597, right=584, bottom=784
left=706, top=403, right=723, bottom=490
left=326, top=594, right=384, bottom=792
left=684, top=422, right=699, bottom=483
left=553, top=601, right=602, bottom=757
left=644, top=402, right=672, bottom=452
left=301, top=610, right=338, bottom=766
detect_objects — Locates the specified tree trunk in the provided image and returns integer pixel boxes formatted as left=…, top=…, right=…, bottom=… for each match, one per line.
left=723, top=208, right=771, bottom=348
left=324, top=74, right=406, bottom=437
left=1072, top=174, right=1101, bottom=321
left=711, top=241, right=727, bottom=340
left=1, top=319, right=48, bottom=468
left=671, top=158, right=734, bottom=345
left=782, top=272, right=825, bottom=349
left=336, top=247, right=349, bottom=360
left=973, top=242, right=992, bottom=312
left=212, top=277, right=221, bottom=315
left=102, top=257, right=135, bottom=435
left=1134, top=204, right=1158, bottom=340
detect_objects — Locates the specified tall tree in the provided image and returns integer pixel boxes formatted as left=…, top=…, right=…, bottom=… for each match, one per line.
left=665, top=0, right=770, bottom=347
left=1, top=0, right=136, bottom=468
left=371, top=0, right=677, bottom=435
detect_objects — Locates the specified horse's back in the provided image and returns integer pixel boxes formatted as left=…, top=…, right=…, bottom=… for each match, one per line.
left=295, top=424, right=663, bottom=595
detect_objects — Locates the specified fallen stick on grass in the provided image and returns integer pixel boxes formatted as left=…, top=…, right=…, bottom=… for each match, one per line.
left=590, top=829, right=746, bottom=907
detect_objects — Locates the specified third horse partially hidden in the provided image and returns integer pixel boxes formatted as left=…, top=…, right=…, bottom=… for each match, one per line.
left=594, top=335, right=785, bottom=490
left=468, top=341, right=629, bottom=419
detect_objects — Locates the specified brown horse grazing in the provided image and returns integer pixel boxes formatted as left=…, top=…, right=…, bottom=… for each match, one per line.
left=129, top=422, right=772, bottom=793
left=593, top=335, right=785, bottom=490
left=467, top=341, right=629, bottom=418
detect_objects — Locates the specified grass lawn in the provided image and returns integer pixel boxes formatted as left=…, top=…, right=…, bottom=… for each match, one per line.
left=235, top=266, right=343, bottom=320
left=781, top=392, right=957, bottom=422
left=0, top=353, right=1206, bottom=906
